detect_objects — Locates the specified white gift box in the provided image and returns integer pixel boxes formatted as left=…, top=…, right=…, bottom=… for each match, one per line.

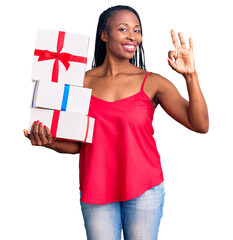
left=31, top=80, right=92, bottom=115
left=31, top=28, right=89, bottom=86
left=28, top=108, right=95, bottom=143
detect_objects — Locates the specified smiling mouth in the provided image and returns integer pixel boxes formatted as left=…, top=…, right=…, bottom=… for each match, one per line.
left=121, top=44, right=137, bottom=52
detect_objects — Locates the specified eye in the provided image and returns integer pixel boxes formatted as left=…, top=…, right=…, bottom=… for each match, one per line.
left=135, top=29, right=141, bottom=33
left=119, top=28, right=127, bottom=32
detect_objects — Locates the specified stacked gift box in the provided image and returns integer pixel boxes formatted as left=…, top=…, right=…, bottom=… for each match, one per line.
left=28, top=28, right=95, bottom=143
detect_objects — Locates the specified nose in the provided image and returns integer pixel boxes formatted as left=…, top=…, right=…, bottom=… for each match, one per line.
left=126, top=29, right=136, bottom=41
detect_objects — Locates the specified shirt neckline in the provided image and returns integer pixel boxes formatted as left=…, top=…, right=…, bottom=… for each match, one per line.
left=91, top=90, right=142, bottom=103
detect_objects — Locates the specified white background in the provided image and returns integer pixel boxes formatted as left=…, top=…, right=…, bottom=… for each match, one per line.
left=0, top=0, right=232, bottom=239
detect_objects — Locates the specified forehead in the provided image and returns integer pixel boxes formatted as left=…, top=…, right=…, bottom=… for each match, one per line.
left=107, top=10, right=140, bottom=27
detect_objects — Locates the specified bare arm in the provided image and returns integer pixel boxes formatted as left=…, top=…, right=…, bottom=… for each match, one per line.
left=154, top=29, right=209, bottom=133
left=184, top=72, right=208, bottom=132
left=156, top=72, right=208, bottom=133
left=24, top=121, right=81, bottom=154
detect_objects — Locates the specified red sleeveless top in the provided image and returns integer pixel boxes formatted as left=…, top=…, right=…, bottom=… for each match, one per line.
left=79, top=72, right=164, bottom=204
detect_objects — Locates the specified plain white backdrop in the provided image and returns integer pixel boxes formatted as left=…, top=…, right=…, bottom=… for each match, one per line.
left=0, top=0, right=232, bottom=239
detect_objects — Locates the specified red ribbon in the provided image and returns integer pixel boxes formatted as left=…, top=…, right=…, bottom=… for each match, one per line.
left=34, top=31, right=87, bottom=83
left=50, top=110, right=60, bottom=138
left=84, top=116, right=90, bottom=142
left=50, top=110, right=90, bottom=142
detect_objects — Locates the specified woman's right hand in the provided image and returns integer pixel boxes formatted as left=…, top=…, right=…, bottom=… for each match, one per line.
left=24, top=121, right=55, bottom=147
left=24, top=121, right=81, bottom=154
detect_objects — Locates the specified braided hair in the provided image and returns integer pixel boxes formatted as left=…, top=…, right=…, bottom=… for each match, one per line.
left=91, top=5, right=146, bottom=70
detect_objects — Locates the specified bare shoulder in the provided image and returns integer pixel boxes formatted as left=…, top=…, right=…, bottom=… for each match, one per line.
left=143, top=72, right=177, bottom=104
left=144, top=72, right=166, bottom=93
left=148, top=72, right=176, bottom=93
left=149, top=72, right=170, bottom=84
left=85, top=67, right=100, bottom=77
left=83, top=68, right=101, bottom=88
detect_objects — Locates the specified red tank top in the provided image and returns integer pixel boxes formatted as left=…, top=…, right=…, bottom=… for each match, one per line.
left=79, top=72, right=164, bottom=204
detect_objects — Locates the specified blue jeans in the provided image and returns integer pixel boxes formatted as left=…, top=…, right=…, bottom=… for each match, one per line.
left=80, top=182, right=165, bottom=240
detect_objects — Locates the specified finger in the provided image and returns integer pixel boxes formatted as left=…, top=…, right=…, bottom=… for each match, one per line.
left=30, top=122, right=37, bottom=145
left=38, top=122, right=49, bottom=145
left=168, top=58, right=177, bottom=71
left=178, top=32, right=187, bottom=49
left=32, top=121, right=42, bottom=146
left=23, top=129, right=30, bottom=139
left=168, top=50, right=178, bottom=60
left=44, top=125, right=53, bottom=144
left=171, top=29, right=180, bottom=49
left=189, top=37, right=194, bottom=50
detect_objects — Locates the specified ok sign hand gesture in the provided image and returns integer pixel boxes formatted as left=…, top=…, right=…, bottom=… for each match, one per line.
left=168, top=29, right=196, bottom=77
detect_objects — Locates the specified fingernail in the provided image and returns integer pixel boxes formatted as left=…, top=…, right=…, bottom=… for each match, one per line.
left=33, top=121, right=36, bottom=124
left=170, top=57, right=172, bottom=60
left=44, top=125, right=47, bottom=128
left=36, top=120, right=39, bottom=123
left=39, top=122, right=42, bottom=125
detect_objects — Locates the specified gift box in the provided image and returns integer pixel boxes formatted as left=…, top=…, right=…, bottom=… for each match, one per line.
left=28, top=108, right=95, bottom=143
left=31, top=80, right=92, bottom=114
left=31, top=28, right=89, bottom=86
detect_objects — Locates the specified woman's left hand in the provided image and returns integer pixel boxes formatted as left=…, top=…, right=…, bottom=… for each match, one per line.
left=168, top=29, right=196, bottom=77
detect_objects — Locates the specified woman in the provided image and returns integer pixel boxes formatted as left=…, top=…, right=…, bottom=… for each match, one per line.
left=24, top=5, right=209, bottom=240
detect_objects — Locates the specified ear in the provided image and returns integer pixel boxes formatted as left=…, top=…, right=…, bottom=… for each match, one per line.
left=101, top=29, right=108, bottom=42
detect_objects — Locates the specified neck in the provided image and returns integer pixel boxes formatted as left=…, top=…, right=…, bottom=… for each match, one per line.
left=101, top=54, right=134, bottom=77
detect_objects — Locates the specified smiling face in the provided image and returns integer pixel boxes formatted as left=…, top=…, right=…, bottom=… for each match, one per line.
left=101, top=10, right=142, bottom=61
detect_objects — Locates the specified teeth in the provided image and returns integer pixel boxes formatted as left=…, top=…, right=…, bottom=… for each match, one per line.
left=123, top=45, right=135, bottom=49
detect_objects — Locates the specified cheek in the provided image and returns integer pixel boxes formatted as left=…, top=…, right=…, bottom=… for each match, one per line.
left=107, top=41, right=119, bottom=52
left=107, top=34, right=123, bottom=49
left=137, top=35, right=142, bottom=44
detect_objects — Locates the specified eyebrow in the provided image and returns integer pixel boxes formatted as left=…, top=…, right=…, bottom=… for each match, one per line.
left=117, top=23, right=141, bottom=27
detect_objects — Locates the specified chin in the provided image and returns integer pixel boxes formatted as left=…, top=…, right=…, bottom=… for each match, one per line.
left=120, top=51, right=136, bottom=60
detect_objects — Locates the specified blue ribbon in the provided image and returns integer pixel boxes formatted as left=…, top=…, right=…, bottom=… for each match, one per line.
left=31, top=81, right=38, bottom=108
left=61, top=84, right=70, bottom=111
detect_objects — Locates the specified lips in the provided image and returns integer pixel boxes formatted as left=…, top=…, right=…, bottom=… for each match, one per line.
left=121, top=43, right=137, bottom=52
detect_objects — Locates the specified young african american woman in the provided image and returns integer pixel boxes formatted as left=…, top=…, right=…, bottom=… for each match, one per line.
left=24, top=5, right=209, bottom=240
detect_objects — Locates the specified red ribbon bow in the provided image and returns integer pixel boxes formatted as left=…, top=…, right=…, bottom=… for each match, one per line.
left=34, top=31, right=87, bottom=83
